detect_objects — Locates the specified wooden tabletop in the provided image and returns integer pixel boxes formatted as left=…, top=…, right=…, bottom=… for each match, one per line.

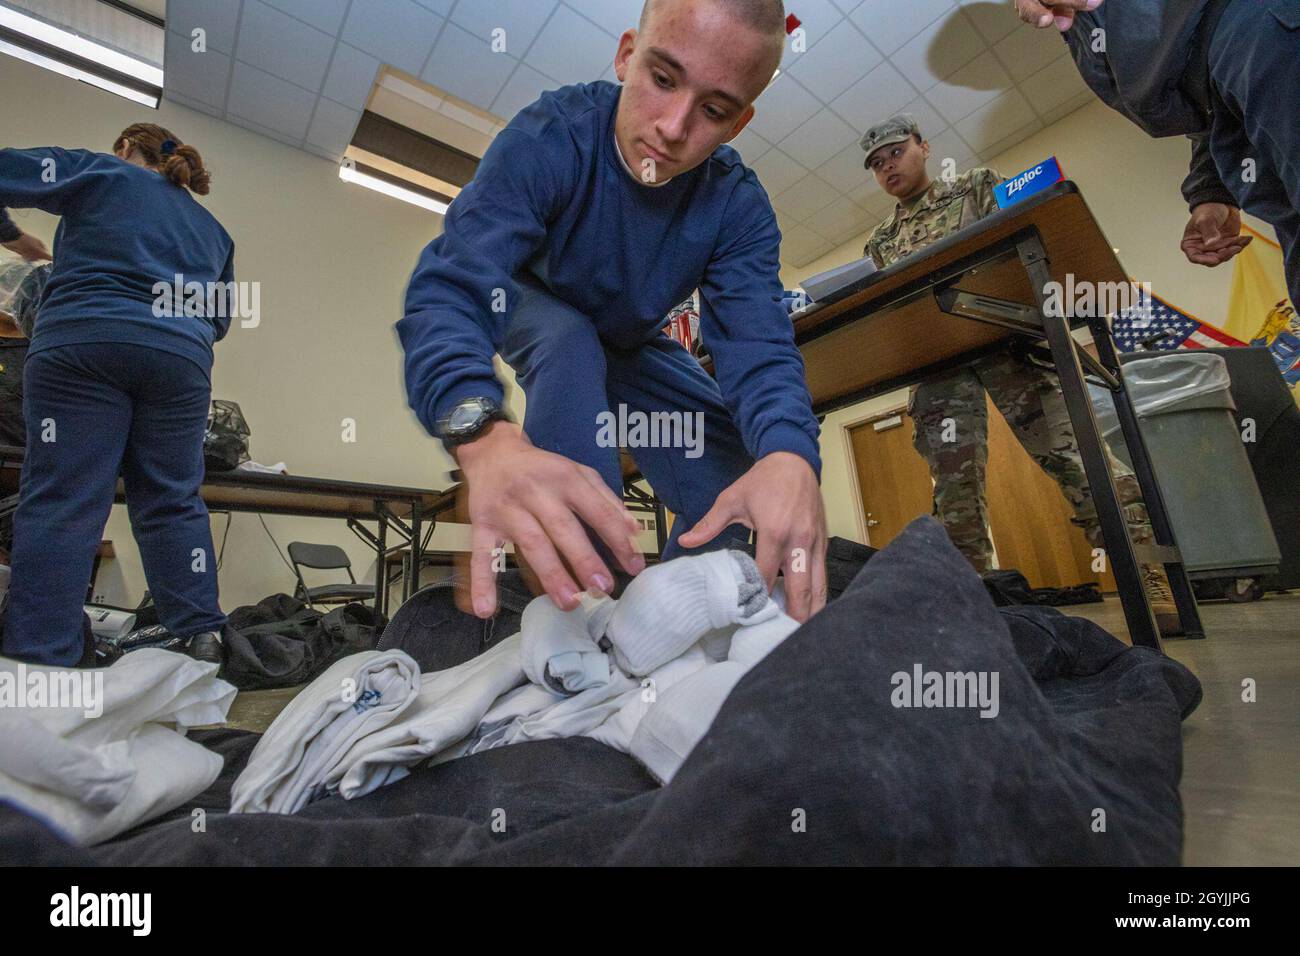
left=705, top=182, right=1124, bottom=413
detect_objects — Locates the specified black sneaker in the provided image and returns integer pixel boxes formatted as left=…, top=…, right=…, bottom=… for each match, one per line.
left=185, top=630, right=225, bottom=672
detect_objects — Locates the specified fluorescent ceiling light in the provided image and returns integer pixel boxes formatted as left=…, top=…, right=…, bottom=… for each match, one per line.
left=0, top=34, right=158, bottom=107
left=0, top=5, right=162, bottom=86
left=339, top=163, right=450, bottom=215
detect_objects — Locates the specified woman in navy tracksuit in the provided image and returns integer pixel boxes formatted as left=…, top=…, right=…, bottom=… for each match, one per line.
left=0, top=123, right=234, bottom=667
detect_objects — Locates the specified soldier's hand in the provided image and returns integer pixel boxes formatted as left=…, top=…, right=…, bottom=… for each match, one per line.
left=1181, top=203, right=1252, bottom=267
left=1015, top=0, right=1103, bottom=31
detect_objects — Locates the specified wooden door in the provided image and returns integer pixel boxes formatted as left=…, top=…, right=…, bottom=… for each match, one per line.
left=849, top=400, right=1117, bottom=591
left=848, top=410, right=934, bottom=549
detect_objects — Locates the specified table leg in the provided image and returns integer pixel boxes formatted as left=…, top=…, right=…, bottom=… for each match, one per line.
left=1086, top=316, right=1205, bottom=639
left=375, top=507, right=389, bottom=620
left=407, top=502, right=422, bottom=602
left=1017, top=234, right=1161, bottom=651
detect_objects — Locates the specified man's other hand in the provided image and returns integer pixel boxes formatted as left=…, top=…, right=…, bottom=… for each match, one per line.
left=2, top=232, right=53, bottom=262
left=677, top=451, right=828, bottom=623
left=1015, top=0, right=1103, bottom=31
left=1181, top=203, right=1253, bottom=267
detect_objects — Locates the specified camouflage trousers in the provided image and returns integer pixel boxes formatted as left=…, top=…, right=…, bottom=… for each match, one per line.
left=909, top=349, right=1154, bottom=573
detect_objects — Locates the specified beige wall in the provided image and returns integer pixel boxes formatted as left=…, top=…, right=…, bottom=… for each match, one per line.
left=783, top=98, right=1276, bottom=547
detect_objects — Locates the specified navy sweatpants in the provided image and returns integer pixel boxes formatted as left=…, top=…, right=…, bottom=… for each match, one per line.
left=1209, top=0, right=1300, bottom=307
left=2, top=342, right=225, bottom=666
left=500, top=276, right=754, bottom=559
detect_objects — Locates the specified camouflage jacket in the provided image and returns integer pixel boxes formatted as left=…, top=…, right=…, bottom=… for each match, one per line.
left=864, top=167, right=1002, bottom=269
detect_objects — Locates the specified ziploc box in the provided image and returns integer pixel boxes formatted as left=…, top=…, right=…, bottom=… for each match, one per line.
left=994, top=156, right=1064, bottom=209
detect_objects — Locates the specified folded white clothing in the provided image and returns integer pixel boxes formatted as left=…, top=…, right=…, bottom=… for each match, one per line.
left=230, top=649, right=420, bottom=814
left=630, top=609, right=799, bottom=784
left=520, top=595, right=612, bottom=695
left=0, top=649, right=235, bottom=844
left=605, top=550, right=778, bottom=677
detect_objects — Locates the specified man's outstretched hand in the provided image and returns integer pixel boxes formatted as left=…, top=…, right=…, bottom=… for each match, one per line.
left=1015, top=0, right=1102, bottom=31
left=1181, top=203, right=1252, bottom=267
left=677, top=451, right=828, bottom=623
left=454, top=421, right=646, bottom=618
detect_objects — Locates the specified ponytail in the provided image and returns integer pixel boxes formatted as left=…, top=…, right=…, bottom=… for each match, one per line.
left=113, top=123, right=212, bottom=195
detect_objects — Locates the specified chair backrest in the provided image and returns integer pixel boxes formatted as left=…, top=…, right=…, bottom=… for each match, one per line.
left=287, top=541, right=352, bottom=573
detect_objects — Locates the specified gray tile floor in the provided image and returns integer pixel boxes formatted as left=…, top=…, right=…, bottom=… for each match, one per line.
left=1069, top=591, right=1300, bottom=866
left=222, top=591, right=1300, bottom=866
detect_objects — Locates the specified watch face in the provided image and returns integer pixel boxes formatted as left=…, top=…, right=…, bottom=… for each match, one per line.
left=447, top=402, right=483, bottom=434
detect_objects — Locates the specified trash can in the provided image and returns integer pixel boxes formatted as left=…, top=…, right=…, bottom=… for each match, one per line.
left=1089, top=351, right=1281, bottom=577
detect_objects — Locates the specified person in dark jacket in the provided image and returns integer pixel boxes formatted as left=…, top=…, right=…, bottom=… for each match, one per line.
left=0, top=124, right=233, bottom=668
left=1017, top=0, right=1299, bottom=307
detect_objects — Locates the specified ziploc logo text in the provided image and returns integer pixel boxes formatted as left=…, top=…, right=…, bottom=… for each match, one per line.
left=994, top=156, right=1064, bottom=208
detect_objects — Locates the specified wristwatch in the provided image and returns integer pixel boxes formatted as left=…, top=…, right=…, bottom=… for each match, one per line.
left=436, top=396, right=511, bottom=448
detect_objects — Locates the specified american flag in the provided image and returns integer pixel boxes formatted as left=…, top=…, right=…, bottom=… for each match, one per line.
left=1112, top=291, right=1245, bottom=352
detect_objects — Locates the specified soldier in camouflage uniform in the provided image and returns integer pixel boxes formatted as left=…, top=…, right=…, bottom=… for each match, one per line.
left=860, top=116, right=1178, bottom=632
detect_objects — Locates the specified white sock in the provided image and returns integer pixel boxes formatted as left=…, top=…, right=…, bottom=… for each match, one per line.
left=520, top=595, right=612, bottom=695
left=604, top=550, right=775, bottom=677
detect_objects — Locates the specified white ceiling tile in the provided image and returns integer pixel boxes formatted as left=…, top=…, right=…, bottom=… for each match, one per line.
left=749, top=148, right=810, bottom=197
left=898, top=95, right=947, bottom=140
left=422, top=23, right=517, bottom=111
left=727, top=126, right=772, bottom=164
left=786, top=19, right=881, bottom=103
left=601, top=61, right=618, bottom=83
left=887, top=10, right=986, bottom=84
left=226, top=62, right=319, bottom=140
left=167, top=0, right=241, bottom=55
left=163, top=38, right=232, bottom=108
left=802, top=192, right=869, bottom=239
left=828, top=0, right=864, bottom=16
left=976, top=117, right=1045, bottom=164
left=771, top=173, right=841, bottom=221
left=746, top=73, right=822, bottom=144
left=306, top=98, right=361, bottom=154
left=1038, top=89, right=1095, bottom=127
left=923, top=52, right=1012, bottom=125
left=237, top=1, right=335, bottom=91
left=451, top=0, right=557, bottom=55
left=342, top=0, right=445, bottom=75
left=490, top=63, right=560, bottom=122
left=816, top=139, right=872, bottom=193
left=924, top=126, right=977, bottom=170
left=957, top=0, right=1020, bottom=44
left=322, top=43, right=381, bottom=110
left=783, top=0, right=845, bottom=47
left=993, top=21, right=1069, bottom=82
left=225, top=112, right=309, bottom=150
left=303, top=142, right=345, bottom=163
left=849, top=0, right=955, bottom=56
left=829, top=58, right=917, bottom=133
left=562, top=0, right=643, bottom=38
left=524, top=4, right=618, bottom=86
left=412, top=0, right=456, bottom=17
left=262, top=0, right=349, bottom=34
left=953, top=87, right=1037, bottom=152
left=780, top=221, right=830, bottom=263
left=777, top=108, right=858, bottom=170
left=1020, top=52, right=1092, bottom=117
left=848, top=178, right=896, bottom=216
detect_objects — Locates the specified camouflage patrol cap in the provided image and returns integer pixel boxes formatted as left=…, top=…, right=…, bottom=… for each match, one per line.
left=860, top=114, right=921, bottom=167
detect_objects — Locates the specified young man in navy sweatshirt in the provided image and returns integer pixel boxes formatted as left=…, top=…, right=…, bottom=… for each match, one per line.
left=399, top=0, right=828, bottom=622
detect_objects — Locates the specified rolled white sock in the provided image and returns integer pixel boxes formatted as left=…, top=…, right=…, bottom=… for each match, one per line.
left=605, top=550, right=776, bottom=677
left=520, top=595, right=612, bottom=695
